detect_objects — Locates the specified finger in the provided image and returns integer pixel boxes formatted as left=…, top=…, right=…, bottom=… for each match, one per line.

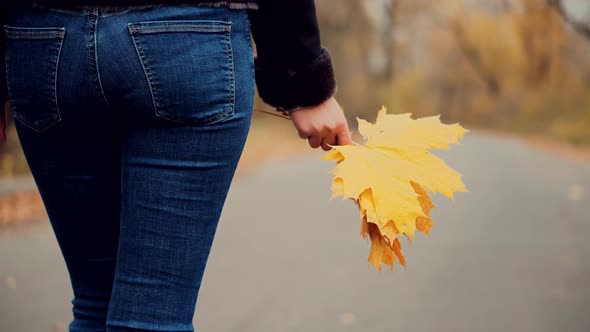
left=298, top=130, right=310, bottom=139
left=290, top=116, right=310, bottom=139
left=336, top=129, right=353, bottom=146
left=308, top=135, right=322, bottom=149
left=294, top=124, right=310, bottom=139
left=321, top=134, right=336, bottom=151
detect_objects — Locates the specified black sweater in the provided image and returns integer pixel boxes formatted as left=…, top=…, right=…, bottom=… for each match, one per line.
left=0, top=0, right=336, bottom=111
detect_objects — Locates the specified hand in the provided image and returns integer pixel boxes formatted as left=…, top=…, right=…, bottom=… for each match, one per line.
left=288, top=97, right=352, bottom=151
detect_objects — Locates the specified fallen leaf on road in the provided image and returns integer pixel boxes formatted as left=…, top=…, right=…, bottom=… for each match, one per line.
left=53, top=321, right=68, bottom=332
left=567, top=184, right=584, bottom=201
left=338, top=312, right=356, bottom=326
left=3, top=275, right=16, bottom=289
left=322, top=106, right=468, bottom=271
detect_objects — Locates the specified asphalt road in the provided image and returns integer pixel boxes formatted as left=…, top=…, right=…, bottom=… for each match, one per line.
left=1, top=132, right=589, bottom=332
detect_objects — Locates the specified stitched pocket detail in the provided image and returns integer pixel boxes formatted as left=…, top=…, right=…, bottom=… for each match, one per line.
left=128, top=20, right=235, bottom=126
left=4, top=25, right=65, bottom=133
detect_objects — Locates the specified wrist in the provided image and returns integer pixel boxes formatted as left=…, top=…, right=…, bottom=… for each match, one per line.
left=277, top=96, right=335, bottom=114
left=276, top=106, right=305, bottom=114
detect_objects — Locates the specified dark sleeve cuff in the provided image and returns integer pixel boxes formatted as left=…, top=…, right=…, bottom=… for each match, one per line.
left=254, top=47, right=336, bottom=110
left=0, top=77, right=7, bottom=105
left=1, top=67, right=7, bottom=105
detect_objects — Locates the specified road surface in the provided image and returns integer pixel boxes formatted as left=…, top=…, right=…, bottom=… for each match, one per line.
left=1, top=132, right=589, bottom=332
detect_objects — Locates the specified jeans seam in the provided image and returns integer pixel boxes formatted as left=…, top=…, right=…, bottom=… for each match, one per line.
left=130, top=24, right=230, bottom=34
left=128, top=24, right=160, bottom=118
left=86, top=12, right=113, bottom=112
left=52, top=32, right=65, bottom=129
left=244, top=12, right=254, bottom=89
left=95, top=15, right=114, bottom=112
left=4, top=30, right=65, bottom=39
left=225, top=24, right=235, bottom=118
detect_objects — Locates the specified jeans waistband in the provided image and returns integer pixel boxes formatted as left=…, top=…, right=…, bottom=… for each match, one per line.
left=30, top=2, right=163, bottom=14
left=30, top=1, right=257, bottom=15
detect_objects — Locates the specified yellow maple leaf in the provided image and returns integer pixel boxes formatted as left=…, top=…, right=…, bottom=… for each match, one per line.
left=322, top=106, right=468, bottom=271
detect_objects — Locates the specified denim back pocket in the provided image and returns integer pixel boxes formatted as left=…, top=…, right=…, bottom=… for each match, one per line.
left=128, top=20, right=235, bottom=125
left=4, top=25, right=65, bottom=133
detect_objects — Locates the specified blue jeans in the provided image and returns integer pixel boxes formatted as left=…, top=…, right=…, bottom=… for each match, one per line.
left=4, top=5, right=254, bottom=332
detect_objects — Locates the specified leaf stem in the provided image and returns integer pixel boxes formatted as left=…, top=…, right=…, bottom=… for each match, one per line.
left=254, top=108, right=291, bottom=120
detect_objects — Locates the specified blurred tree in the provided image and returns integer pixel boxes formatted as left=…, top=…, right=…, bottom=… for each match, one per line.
left=362, top=0, right=398, bottom=79
left=315, top=0, right=590, bottom=144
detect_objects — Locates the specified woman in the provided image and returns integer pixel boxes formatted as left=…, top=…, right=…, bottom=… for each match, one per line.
left=1, top=1, right=351, bottom=331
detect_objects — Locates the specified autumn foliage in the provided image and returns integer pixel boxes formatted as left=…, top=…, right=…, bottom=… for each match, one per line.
left=317, top=0, right=590, bottom=146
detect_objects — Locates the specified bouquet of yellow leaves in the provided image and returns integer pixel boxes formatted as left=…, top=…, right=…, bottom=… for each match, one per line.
left=322, top=107, right=468, bottom=271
